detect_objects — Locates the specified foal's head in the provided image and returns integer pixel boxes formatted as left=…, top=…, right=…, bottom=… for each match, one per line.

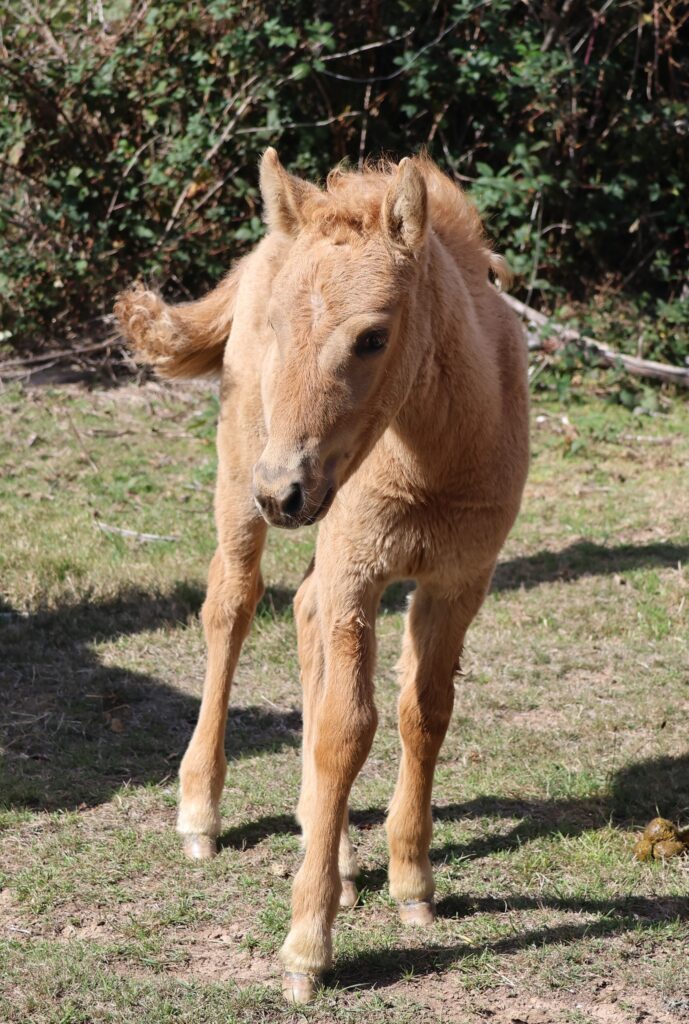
left=252, top=149, right=429, bottom=529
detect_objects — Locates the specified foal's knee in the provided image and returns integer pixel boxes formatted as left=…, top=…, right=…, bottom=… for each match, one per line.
left=313, top=701, right=377, bottom=781
left=398, top=680, right=454, bottom=760
left=201, top=578, right=257, bottom=639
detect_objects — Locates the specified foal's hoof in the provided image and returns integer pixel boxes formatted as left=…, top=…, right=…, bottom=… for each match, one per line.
left=399, top=898, right=436, bottom=926
left=182, top=833, right=217, bottom=861
left=339, top=879, right=359, bottom=909
left=282, top=971, right=318, bottom=1004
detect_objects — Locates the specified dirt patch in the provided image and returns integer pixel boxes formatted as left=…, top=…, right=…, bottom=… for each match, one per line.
left=404, top=980, right=684, bottom=1024
left=170, top=924, right=277, bottom=986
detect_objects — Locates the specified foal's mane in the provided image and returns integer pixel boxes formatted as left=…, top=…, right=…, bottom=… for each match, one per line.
left=297, top=155, right=511, bottom=288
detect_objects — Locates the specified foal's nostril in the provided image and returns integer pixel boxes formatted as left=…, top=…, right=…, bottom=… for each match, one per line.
left=277, top=481, right=305, bottom=519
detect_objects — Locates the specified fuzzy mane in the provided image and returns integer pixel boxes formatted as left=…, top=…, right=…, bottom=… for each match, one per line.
left=297, top=156, right=511, bottom=289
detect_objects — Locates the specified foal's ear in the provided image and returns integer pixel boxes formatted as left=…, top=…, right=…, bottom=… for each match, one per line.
left=382, top=158, right=428, bottom=254
left=259, top=148, right=318, bottom=235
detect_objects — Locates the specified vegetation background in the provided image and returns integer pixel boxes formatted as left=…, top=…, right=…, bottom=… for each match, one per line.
left=1, top=0, right=688, bottom=383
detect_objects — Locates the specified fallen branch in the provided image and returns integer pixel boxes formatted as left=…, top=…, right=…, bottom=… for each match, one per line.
left=95, top=520, right=178, bottom=543
left=0, top=359, right=63, bottom=381
left=0, top=337, right=123, bottom=371
left=502, top=293, right=689, bottom=388
left=617, top=434, right=673, bottom=445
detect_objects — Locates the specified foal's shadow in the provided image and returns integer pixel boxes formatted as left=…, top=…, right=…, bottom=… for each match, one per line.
left=216, top=752, right=689, bottom=992
left=492, top=538, right=689, bottom=593
left=378, top=539, right=689, bottom=612
left=334, top=889, right=689, bottom=991
left=335, top=752, right=689, bottom=990
left=219, top=813, right=299, bottom=851
left=0, top=585, right=300, bottom=812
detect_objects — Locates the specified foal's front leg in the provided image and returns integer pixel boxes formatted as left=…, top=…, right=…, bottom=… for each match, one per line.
left=281, top=577, right=380, bottom=1002
left=294, top=569, right=360, bottom=910
left=177, top=505, right=266, bottom=859
left=386, top=576, right=491, bottom=922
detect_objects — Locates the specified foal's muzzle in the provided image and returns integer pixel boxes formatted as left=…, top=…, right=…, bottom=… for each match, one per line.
left=252, top=461, right=334, bottom=529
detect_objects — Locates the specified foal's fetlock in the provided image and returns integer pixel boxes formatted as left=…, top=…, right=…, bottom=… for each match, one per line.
left=177, top=748, right=225, bottom=858
left=177, top=792, right=222, bottom=859
left=390, top=857, right=436, bottom=925
left=389, top=856, right=435, bottom=924
left=280, top=920, right=331, bottom=1003
left=177, top=789, right=222, bottom=852
left=180, top=833, right=218, bottom=861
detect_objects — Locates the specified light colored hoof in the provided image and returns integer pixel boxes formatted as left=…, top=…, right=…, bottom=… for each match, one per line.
left=339, top=878, right=359, bottom=909
left=399, top=898, right=436, bottom=926
left=182, top=833, right=217, bottom=861
left=282, top=971, right=318, bottom=1004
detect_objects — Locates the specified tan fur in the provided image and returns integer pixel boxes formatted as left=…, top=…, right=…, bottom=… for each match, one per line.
left=114, top=263, right=244, bottom=378
left=114, top=149, right=529, bottom=996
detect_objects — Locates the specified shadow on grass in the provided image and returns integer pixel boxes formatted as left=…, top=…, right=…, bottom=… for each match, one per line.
left=333, top=891, right=689, bottom=992
left=212, top=753, right=689, bottom=864
left=492, top=538, right=689, bottom=593
left=219, top=813, right=300, bottom=851
left=2, top=536, right=686, bottom=817
left=377, top=539, right=689, bottom=611
left=0, top=584, right=300, bottom=813
left=350, top=753, right=689, bottom=871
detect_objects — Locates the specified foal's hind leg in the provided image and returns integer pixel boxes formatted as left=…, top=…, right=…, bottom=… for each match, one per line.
left=294, top=568, right=359, bottom=909
left=177, top=508, right=266, bottom=859
left=386, top=575, right=491, bottom=922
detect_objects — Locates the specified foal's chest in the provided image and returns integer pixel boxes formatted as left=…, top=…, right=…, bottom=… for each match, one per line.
left=331, top=490, right=503, bottom=586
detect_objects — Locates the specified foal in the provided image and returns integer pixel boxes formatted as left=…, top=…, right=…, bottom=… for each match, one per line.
left=115, top=150, right=529, bottom=1002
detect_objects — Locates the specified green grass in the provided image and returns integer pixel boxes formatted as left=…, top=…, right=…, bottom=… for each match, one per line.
left=1, top=380, right=688, bottom=1023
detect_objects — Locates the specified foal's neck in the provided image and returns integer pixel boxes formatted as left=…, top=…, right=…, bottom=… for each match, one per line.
left=388, top=232, right=501, bottom=484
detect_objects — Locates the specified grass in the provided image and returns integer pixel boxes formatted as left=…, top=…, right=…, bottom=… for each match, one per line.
left=1, top=379, right=688, bottom=1024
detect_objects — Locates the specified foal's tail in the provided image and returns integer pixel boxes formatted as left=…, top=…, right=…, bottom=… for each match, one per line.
left=114, top=263, right=243, bottom=379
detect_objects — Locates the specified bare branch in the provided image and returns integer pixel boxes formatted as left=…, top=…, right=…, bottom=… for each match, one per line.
left=95, top=520, right=179, bottom=543
left=502, top=293, right=689, bottom=388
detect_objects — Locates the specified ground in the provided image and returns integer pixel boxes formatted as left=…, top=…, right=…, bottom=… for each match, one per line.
left=1, top=379, right=688, bottom=1024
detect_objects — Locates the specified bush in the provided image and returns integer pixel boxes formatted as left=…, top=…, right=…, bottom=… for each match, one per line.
left=1, top=1, right=687, bottom=362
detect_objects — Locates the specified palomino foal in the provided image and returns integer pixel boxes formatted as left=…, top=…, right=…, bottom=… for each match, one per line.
left=115, top=150, right=529, bottom=1002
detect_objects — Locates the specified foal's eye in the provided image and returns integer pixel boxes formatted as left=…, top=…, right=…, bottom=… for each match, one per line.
left=355, top=329, right=388, bottom=357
